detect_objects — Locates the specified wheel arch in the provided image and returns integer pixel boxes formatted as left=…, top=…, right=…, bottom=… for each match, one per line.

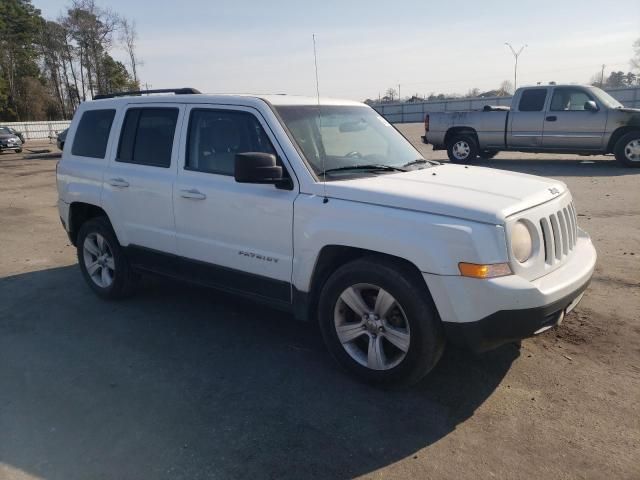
left=607, top=126, right=640, bottom=153
left=68, top=202, right=112, bottom=246
left=444, top=126, right=479, bottom=148
left=297, top=245, right=434, bottom=323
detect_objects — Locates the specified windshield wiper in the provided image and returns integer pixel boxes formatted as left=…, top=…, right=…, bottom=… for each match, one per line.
left=322, top=164, right=407, bottom=175
left=402, top=159, right=440, bottom=168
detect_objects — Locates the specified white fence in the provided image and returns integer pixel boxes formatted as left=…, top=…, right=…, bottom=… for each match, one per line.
left=1, top=120, right=71, bottom=141
left=374, top=86, right=640, bottom=123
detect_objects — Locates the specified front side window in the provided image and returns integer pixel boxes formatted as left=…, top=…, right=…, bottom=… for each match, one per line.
left=518, top=89, right=547, bottom=112
left=117, top=108, right=179, bottom=168
left=275, top=105, right=425, bottom=179
left=71, top=109, right=116, bottom=158
left=186, top=109, right=276, bottom=176
left=550, top=88, right=594, bottom=111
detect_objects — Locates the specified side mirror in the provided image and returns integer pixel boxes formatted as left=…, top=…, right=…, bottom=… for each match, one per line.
left=235, top=152, right=290, bottom=188
left=584, top=100, right=598, bottom=112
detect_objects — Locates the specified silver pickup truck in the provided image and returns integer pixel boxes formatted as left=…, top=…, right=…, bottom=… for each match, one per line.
left=422, top=85, right=640, bottom=167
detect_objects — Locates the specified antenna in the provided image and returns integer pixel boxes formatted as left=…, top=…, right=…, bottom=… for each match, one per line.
left=313, top=34, right=328, bottom=203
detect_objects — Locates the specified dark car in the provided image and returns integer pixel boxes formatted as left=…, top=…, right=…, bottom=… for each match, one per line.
left=57, top=128, right=68, bottom=151
left=0, top=126, right=23, bottom=153
left=0, top=126, right=25, bottom=144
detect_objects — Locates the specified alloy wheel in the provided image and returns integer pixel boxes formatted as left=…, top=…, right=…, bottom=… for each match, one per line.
left=83, top=232, right=115, bottom=288
left=334, top=283, right=411, bottom=370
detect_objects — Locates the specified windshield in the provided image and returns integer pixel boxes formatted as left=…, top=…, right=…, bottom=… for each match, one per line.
left=588, top=87, right=623, bottom=109
left=275, top=105, right=425, bottom=179
left=0, top=127, right=11, bottom=135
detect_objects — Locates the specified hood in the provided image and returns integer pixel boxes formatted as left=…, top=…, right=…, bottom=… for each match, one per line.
left=323, top=164, right=567, bottom=224
left=618, top=107, right=640, bottom=114
left=0, top=133, right=18, bottom=141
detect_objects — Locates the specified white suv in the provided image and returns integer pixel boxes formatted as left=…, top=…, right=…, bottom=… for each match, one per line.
left=57, top=88, right=597, bottom=386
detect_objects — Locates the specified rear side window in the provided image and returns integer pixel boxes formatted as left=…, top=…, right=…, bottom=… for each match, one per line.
left=518, top=90, right=547, bottom=112
left=71, top=109, right=116, bottom=158
left=117, top=108, right=179, bottom=168
left=186, top=109, right=276, bottom=176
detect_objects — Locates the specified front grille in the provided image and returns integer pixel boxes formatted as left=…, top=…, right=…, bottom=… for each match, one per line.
left=539, top=201, right=578, bottom=266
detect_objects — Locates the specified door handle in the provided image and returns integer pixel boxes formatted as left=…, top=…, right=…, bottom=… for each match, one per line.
left=108, top=178, right=129, bottom=188
left=546, top=116, right=557, bottom=122
left=180, top=189, right=206, bottom=200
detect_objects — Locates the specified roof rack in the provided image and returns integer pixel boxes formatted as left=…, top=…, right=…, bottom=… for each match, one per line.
left=93, top=88, right=201, bottom=100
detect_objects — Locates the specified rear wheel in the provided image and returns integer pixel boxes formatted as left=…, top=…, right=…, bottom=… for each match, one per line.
left=318, top=257, right=445, bottom=387
left=614, top=131, right=640, bottom=168
left=447, top=135, right=479, bottom=163
left=77, top=217, right=136, bottom=299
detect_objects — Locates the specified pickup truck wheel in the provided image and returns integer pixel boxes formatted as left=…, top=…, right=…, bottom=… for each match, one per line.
left=614, top=132, right=640, bottom=168
left=77, top=217, right=136, bottom=299
left=480, top=150, right=498, bottom=160
left=447, top=135, right=479, bottom=163
left=318, top=257, right=445, bottom=387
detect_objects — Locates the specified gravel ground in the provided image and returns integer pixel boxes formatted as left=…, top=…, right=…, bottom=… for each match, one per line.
left=0, top=131, right=639, bottom=480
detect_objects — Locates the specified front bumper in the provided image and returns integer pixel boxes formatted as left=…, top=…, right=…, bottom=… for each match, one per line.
left=424, top=229, right=596, bottom=352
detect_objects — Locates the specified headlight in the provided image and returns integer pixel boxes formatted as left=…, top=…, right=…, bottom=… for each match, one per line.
left=511, top=221, right=533, bottom=263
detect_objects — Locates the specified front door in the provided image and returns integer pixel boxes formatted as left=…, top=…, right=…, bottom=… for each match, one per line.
left=173, top=105, right=298, bottom=304
left=542, top=87, right=608, bottom=150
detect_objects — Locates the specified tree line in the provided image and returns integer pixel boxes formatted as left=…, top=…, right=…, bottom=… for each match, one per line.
left=0, top=0, right=140, bottom=121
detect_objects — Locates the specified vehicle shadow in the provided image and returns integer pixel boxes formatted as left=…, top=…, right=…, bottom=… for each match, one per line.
left=0, top=266, right=518, bottom=480
left=481, top=156, right=639, bottom=178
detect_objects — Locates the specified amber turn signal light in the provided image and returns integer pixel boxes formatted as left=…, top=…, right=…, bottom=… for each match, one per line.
left=458, top=262, right=512, bottom=279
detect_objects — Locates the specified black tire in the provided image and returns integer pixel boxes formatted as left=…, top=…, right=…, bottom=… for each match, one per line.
left=318, top=256, right=445, bottom=387
left=480, top=150, right=498, bottom=160
left=15, top=148, right=22, bottom=154
left=613, top=131, right=640, bottom=168
left=446, top=134, right=479, bottom=163
left=76, top=216, right=136, bottom=299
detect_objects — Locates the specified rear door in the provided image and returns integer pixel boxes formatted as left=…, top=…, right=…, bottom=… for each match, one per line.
left=173, top=104, right=297, bottom=304
left=542, top=87, right=608, bottom=150
left=508, top=88, right=549, bottom=148
left=102, top=104, right=184, bottom=254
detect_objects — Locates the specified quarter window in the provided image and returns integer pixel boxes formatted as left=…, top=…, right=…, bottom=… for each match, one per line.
left=186, top=110, right=276, bottom=176
left=518, top=90, right=547, bottom=112
left=117, top=108, right=179, bottom=168
left=71, top=109, right=115, bottom=158
left=550, top=89, right=593, bottom=111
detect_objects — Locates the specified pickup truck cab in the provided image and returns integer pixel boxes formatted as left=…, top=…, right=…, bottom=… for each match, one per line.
left=423, top=85, right=640, bottom=167
left=57, top=88, right=597, bottom=386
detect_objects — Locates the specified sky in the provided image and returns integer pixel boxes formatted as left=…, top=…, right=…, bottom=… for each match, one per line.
left=35, top=0, right=640, bottom=100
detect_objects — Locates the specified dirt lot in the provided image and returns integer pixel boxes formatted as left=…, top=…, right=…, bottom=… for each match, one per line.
left=1, top=130, right=639, bottom=480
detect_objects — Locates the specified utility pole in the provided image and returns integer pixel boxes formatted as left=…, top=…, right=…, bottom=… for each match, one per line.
left=505, top=43, right=527, bottom=90
left=600, top=64, right=606, bottom=88
left=398, top=84, right=401, bottom=102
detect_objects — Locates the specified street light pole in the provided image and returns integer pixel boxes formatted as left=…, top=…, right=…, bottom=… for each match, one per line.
left=505, top=43, right=527, bottom=91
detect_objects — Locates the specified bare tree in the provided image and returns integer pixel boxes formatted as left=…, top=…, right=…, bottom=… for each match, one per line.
left=120, top=17, right=141, bottom=87
left=497, top=80, right=514, bottom=96
left=632, top=38, right=640, bottom=71
left=383, top=87, right=397, bottom=102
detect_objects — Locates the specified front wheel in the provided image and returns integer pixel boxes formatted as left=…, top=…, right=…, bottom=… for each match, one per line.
left=614, top=132, right=640, bottom=168
left=447, top=135, right=479, bottom=163
left=318, top=257, right=445, bottom=387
